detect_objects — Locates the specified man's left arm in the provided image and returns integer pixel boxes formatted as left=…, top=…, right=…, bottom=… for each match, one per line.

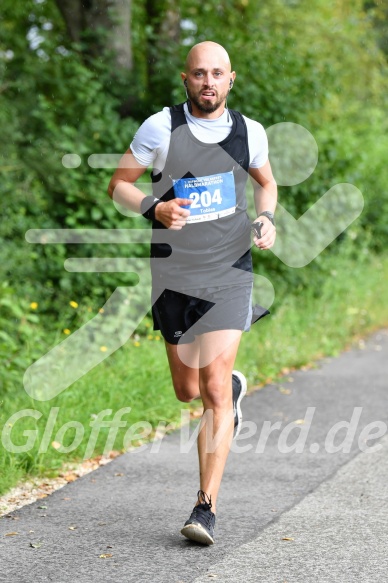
left=249, top=160, right=277, bottom=250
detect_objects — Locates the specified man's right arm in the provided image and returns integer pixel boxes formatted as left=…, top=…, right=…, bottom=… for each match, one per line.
left=107, top=148, right=191, bottom=230
left=107, top=148, right=149, bottom=214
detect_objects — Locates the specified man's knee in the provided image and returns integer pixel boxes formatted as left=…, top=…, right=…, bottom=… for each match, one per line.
left=173, top=381, right=200, bottom=403
left=200, top=378, right=232, bottom=409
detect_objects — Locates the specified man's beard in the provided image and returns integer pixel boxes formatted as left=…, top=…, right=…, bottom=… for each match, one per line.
left=187, top=88, right=227, bottom=114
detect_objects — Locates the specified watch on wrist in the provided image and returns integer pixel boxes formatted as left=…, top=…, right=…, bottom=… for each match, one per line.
left=258, top=211, right=275, bottom=226
left=140, top=196, right=162, bottom=221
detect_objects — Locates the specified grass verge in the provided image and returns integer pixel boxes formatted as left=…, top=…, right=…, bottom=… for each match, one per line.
left=1, top=251, right=388, bottom=496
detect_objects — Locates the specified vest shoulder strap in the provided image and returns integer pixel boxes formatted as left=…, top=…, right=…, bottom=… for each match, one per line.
left=228, top=108, right=245, bottom=128
left=170, top=103, right=187, bottom=132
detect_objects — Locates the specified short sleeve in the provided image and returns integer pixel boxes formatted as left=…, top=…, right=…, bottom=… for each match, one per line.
left=130, top=108, right=171, bottom=170
left=244, top=116, right=269, bottom=168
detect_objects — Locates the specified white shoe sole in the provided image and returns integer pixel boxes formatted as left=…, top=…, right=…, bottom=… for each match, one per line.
left=181, top=523, right=214, bottom=545
left=232, top=370, right=247, bottom=439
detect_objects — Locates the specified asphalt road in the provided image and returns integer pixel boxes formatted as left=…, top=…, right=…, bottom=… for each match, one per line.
left=1, top=330, right=387, bottom=583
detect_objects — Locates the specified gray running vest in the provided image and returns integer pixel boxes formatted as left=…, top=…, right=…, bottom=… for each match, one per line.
left=150, top=103, right=253, bottom=290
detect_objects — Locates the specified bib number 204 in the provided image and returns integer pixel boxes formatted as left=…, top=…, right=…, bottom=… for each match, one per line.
left=189, top=189, right=222, bottom=208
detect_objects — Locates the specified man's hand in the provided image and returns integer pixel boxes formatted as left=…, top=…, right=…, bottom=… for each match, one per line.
left=154, top=198, right=192, bottom=230
left=252, top=216, right=276, bottom=250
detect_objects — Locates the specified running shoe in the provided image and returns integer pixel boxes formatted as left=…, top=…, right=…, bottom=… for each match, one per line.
left=232, top=370, right=247, bottom=439
left=181, top=490, right=216, bottom=545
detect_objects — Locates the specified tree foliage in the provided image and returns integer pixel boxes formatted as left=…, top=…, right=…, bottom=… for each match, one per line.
left=1, top=0, right=387, bottom=328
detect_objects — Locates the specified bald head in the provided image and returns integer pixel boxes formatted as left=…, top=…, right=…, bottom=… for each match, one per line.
left=181, top=41, right=235, bottom=119
left=185, top=41, right=232, bottom=73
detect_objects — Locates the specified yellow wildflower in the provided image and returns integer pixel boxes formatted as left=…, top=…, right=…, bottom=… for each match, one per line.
left=134, top=341, right=141, bottom=347
left=63, top=329, right=71, bottom=335
left=69, top=301, right=78, bottom=309
left=100, top=346, right=108, bottom=352
left=30, top=302, right=38, bottom=310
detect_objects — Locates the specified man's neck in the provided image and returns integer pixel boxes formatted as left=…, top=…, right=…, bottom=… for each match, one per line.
left=187, top=101, right=227, bottom=120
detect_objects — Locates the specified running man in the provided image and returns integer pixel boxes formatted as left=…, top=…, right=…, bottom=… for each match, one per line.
left=108, top=41, right=277, bottom=545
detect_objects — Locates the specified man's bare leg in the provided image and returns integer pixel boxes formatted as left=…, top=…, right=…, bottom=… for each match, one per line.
left=196, top=330, right=242, bottom=514
left=165, top=330, right=242, bottom=514
left=164, top=340, right=200, bottom=402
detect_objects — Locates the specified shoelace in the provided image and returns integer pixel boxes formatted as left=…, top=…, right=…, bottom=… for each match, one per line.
left=197, top=489, right=212, bottom=509
left=192, top=490, right=214, bottom=528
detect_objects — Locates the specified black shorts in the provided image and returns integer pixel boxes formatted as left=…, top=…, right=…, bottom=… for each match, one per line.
left=152, top=284, right=259, bottom=345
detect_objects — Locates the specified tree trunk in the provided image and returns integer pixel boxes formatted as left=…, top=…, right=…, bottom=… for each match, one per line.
left=143, top=0, right=181, bottom=110
left=54, top=0, right=132, bottom=70
left=108, top=0, right=132, bottom=70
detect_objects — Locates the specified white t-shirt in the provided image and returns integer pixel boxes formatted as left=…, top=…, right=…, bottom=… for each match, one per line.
left=130, top=102, right=268, bottom=173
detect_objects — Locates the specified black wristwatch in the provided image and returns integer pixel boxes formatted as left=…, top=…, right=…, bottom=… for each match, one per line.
left=258, top=211, right=275, bottom=226
left=140, top=195, right=162, bottom=221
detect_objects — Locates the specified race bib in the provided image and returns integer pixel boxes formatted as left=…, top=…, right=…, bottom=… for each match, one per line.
left=172, top=171, right=236, bottom=224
